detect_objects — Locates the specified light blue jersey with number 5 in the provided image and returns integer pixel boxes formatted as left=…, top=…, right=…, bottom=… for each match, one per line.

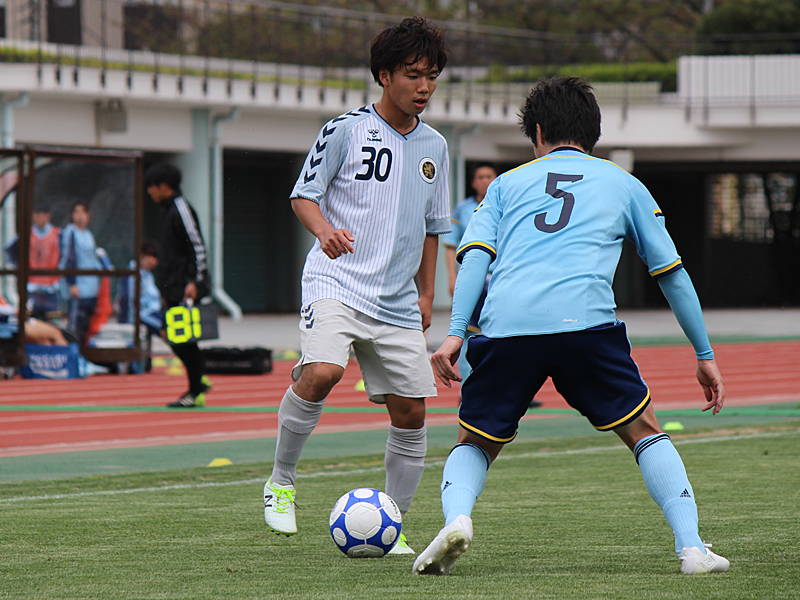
left=456, top=148, right=683, bottom=337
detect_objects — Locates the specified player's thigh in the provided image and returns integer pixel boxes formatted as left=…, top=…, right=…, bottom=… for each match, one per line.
left=550, top=322, right=651, bottom=432
left=458, top=335, right=549, bottom=444
left=291, top=299, right=362, bottom=385
left=354, top=320, right=436, bottom=405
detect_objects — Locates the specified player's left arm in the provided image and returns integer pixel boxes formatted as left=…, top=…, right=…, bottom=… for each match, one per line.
left=627, top=177, right=725, bottom=414
left=657, top=269, right=725, bottom=414
left=416, top=235, right=439, bottom=332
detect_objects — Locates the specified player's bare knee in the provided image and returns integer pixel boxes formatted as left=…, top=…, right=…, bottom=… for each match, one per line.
left=386, top=396, right=426, bottom=429
left=293, top=363, right=344, bottom=401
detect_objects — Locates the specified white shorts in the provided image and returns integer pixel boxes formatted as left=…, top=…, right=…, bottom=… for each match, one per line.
left=291, top=299, right=437, bottom=404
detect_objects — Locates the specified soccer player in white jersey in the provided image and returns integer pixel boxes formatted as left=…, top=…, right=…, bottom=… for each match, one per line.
left=264, top=17, right=450, bottom=554
left=414, top=77, right=729, bottom=576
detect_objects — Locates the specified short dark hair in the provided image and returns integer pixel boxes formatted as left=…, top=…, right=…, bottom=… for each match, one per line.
left=70, top=201, right=90, bottom=213
left=370, top=17, right=447, bottom=87
left=519, top=77, right=602, bottom=153
left=140, top=240, right=159, bottom=258
left=471, top=162, right=497, bottom=179
left=144, top=162, right=182, bottom=190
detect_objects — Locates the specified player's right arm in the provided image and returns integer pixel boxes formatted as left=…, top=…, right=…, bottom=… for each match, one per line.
left=431, top=249, right=492, bottom=387
left=442, top=204, right=465, bottom=296
left=431, top=185, right=500, bottom=386
left=289, top=116, right=352, bottom=259
left=291, top=198, right=354, bottom=259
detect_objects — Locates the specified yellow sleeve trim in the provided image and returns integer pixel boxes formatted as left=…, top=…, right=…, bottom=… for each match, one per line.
left=456, top=241, right=497, bottom=257
left=594, top=390, right=651, bottom=431
left=650, top=259, right=682, bottom=278
left=654, top=209, right=664, bottom=217
left=459, top=418, right=517, bottom=443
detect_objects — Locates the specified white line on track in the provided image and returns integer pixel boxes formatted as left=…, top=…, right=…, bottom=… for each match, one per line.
left=1, top=428, right=797, bottom=504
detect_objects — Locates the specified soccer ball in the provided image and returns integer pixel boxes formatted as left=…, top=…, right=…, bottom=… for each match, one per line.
left=329, top=488, right=402, bottom=558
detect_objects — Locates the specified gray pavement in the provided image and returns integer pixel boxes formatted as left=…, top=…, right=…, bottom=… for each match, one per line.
left=151, top=307, right=800, bottom=355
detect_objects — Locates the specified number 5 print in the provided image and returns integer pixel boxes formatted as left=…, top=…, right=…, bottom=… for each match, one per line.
left=535, top=173, right=583, bottom=233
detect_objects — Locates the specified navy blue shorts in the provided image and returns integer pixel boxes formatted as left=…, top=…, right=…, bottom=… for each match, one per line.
left=458, top=321, right=650, bottom=443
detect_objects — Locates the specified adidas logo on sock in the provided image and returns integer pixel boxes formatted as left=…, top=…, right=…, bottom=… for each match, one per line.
left=679, top=488, right=692, bottom=498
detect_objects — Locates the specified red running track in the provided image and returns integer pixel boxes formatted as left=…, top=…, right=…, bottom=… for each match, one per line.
left=1, top=341, right=798, bottom=457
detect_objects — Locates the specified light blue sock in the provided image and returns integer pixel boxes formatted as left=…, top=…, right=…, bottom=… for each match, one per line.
left=634, top=433, right=705, bottom=555
left=441, top=443, right=491, bottom=525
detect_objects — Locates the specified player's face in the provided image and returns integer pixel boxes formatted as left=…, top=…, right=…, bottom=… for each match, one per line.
left=32, top=211, right=51, bottom=229
left=381, top=59, right=439, bottom=118
left=147, top=183, right=172, bottom=204
left=71, top=205, right=90, bottom=229
left=140, top=254, right=158, bottom=271
left=471, top=167, right=497, bottom=199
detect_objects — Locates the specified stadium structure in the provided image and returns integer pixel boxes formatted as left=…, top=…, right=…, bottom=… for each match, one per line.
left=0, top=0, right=798, bottom=315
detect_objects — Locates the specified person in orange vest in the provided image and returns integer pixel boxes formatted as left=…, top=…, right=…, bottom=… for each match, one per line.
left=28, top=204, right=62, bottom=320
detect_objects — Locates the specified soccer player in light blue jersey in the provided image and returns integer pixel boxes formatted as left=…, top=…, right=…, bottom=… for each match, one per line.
left=414, top=77, right=729, bottom=576
left=264, top=17, right=450, bottom=555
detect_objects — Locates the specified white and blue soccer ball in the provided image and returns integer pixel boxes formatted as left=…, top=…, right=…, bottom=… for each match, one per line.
left=329, top=488, right=402, bottom=558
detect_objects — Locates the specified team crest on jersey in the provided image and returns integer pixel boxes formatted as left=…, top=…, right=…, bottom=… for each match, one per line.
left=418, top=158, right=437, bottom=184
left=367, top=128, right=382, bottom=143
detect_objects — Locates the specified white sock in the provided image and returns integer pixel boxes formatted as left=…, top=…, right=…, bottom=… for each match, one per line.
left=384, top=424, right=427, bottom=515
left=270, top=386, right=325, bottom=487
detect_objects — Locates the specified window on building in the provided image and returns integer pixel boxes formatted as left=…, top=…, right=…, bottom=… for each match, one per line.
left=708, top=172, right=799, bottom=243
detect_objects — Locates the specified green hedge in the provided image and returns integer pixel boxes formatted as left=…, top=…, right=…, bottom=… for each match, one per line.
left=488, top=61, right=678, bottom=92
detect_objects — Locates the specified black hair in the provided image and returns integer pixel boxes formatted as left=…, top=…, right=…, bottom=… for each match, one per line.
left=70, top=201, right=90, bottom=213
left=519, top=77, right=601, bottom=153
left=140, top=240, right=159, bottom=258
left=471, top=162, right=497, bottom=179
left=144, top=162, right=182, bottom=190
left=370, top=16, right=447, bottom=87
left=33, top=203, right=51, bottom=213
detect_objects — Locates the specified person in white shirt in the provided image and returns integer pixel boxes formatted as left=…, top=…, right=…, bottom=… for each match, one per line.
left=263, top=17, right=450, bottom=556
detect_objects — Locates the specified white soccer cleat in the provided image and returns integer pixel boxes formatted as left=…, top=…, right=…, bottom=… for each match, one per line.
left=412, top=515, right=473, bottom=575
left=264, top=478, right=297, bottom=535
left=679, top=544, right=729, bottom=574
left=387, top=532, right=415, bottom=555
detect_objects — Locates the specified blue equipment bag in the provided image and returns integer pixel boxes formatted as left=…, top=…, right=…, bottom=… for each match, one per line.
left=20, top=343, right=87, bottom=379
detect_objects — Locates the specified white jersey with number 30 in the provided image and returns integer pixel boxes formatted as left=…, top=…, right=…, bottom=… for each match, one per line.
left=291, top=105, right=450, bottom=330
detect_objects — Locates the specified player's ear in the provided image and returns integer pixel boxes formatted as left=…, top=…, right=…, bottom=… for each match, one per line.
left=378, top=68, right=392, bottom=87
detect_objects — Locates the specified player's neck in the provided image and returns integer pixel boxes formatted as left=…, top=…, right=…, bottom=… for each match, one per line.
left=373, top=100, right=419, bottom=136
left=535, top=141, right=587, bottom=158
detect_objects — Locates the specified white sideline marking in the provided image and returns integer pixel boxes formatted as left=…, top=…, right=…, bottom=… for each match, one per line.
left=1, top=429, right=797, bottom=504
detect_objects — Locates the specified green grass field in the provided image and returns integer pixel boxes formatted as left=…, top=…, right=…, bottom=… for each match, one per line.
left=2, top=422, right=799, bottom=600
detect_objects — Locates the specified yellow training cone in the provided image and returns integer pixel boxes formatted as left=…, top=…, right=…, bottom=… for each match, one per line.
left=663, top=421, right=685, bottom=431
left=354, top=379, right=366, bottom=392
left=208, top=458, right=233, bottom=467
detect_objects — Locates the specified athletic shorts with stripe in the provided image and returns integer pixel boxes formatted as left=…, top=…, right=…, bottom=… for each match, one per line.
left=458, top=321, right=650, bottom=443
left=291, top=299, right=437, bottom=404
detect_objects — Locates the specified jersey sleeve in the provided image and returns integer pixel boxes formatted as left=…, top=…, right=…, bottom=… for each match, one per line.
left=626, top=177, right=683, bottom=280
left=290, top=118, right=350, bottom=204
left=426, top=144, right=451, bottom=235
left=456, top=179, right=501, bottom=264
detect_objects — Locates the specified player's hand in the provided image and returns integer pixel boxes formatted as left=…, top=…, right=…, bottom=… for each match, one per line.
left=319, top=228, right=355, bottom=259
left=431, top=335, right=463, bottom=388
left=697, top=358, right=725, bottom=415
left=183, top=282, right=197, bottom=302
left=418, top=296, right=433, bottom=331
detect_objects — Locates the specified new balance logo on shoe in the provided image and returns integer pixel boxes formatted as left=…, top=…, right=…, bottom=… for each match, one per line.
left=679, top=489, right=692, bottom=498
